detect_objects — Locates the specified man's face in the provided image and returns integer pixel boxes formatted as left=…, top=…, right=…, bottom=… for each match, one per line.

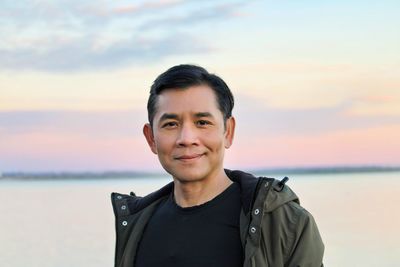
left=143, top=84, right=235, bottom=183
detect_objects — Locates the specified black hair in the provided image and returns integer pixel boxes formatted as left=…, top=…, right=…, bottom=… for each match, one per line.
left=147, top=64, right=234, bottom=126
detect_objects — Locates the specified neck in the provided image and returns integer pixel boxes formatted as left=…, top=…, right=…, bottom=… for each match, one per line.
left=173, top=169, right=232, bottom=208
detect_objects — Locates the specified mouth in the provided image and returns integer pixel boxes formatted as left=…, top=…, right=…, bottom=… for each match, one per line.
left=174, top=153, right=204, bottom=162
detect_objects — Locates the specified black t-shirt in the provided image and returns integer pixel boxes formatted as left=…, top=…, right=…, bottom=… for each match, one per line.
left=135, top=182, right=243, bottom=267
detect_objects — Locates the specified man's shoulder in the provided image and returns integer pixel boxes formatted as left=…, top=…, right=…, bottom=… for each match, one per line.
left=111, top=181, right=174, bottom=218
left=260, top=178, right=321, bottom=247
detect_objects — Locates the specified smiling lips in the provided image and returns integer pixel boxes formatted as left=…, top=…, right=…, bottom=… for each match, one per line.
left=175, top=154, right=204, bottom=162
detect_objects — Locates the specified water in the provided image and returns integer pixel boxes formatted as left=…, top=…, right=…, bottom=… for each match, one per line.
left=1, top=172, right=399, bottom=267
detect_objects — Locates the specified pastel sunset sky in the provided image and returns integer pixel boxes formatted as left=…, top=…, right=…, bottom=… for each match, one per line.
left=1, top=0, right=399, bottom=172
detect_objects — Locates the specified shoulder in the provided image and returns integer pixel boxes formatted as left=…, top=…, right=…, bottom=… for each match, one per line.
left=111, top=181, right=174, bottom=218
left=277, top=200, right=318, bottom=236
left=261, top=184, right=324, bottom=264
left=262, top=180, right=317, bottom=235
left=111, top=192, right=141, bottom=218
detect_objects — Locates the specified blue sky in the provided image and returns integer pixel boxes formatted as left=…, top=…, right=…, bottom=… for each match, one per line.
left=1, top=0, right=256, bottom=71
left=1, top=0, right=398, bottom=71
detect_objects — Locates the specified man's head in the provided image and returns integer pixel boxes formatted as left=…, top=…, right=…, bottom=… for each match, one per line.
left=147, top=64, right=234, bottom=127
left=143, top=64, right=236, bottom=183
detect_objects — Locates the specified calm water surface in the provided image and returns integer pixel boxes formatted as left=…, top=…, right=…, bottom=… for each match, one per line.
left=1, top=172, right=399, bottom=267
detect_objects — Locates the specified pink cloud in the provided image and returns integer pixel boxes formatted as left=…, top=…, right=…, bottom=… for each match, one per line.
left=1, top=110, right=399, bottom=172
left=225, top=124, right=400, bottom=169
left=0, top=132, right=158, bottom=172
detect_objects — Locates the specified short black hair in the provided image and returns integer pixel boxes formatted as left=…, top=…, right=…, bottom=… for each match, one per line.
left=147, top=64, right=234, bottom=126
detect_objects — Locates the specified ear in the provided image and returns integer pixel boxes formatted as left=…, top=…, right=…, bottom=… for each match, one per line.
left=224, top=116, right=235, bottom=149
left=143, top=123, right=158, bottom=155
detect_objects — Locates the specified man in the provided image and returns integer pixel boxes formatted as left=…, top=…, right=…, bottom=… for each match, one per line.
left=111, top=64, right=324, bottom=267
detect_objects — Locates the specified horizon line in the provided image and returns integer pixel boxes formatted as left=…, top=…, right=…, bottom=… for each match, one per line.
left=2, top=165, right=400, bottom=179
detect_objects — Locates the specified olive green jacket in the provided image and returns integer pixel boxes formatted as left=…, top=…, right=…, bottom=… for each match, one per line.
left=111, top=169, right=324, bottom=267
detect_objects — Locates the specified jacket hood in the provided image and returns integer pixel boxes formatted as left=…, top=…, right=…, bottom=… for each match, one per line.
left=264, top=178, right=299, bottom=212
left=225, top=169, right=299, bottom=213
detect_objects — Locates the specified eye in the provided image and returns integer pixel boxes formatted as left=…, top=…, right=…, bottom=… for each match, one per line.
left=196, top=120, right=211, bottom=126
left=162, top=121, right=178, bottom=128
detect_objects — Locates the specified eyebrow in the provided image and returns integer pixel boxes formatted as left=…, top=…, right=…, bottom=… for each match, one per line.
left=158, top=112, right=214, bottom=123
left=158, top=113, right=179, bottom=123
left=194, top=112, right=214, bottom=118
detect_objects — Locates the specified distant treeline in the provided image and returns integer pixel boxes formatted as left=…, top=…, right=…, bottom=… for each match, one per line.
left=1, top=166, right=400, bottom=180
left=252, top=166, right=400, bottom=176
left=0, top=171, right=160, bottom=180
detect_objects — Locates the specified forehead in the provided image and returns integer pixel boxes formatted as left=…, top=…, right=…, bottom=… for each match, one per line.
left=155, top=85, right=221, bottom=115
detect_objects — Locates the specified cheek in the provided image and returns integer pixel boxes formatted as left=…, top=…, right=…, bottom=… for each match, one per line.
left=154, top=134, right=175, bottom=152
left=203, top=132, right=226, bottom=151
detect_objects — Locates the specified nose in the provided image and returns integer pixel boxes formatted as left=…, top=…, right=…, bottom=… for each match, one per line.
left=176, top=123, right=199, bottom=147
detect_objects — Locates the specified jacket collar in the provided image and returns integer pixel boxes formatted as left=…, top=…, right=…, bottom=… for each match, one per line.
left=224, top=169, right=263, bottom=214
left=121, top=169, right=264, bottom=215
left=127, top=182, right=174, bottom=214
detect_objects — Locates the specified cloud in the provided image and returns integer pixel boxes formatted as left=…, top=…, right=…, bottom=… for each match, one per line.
left=0, top=110, right=146, bottom=136
left=2, top=106, right=399, bottom=172
left=111, top=0, right=185, bottom=16
left=0, top=34, right=212, bottom=71
left=234, top=94, right=400, bottom=137
left=346, top=93, right=400, bottom=117
left=136, top=1, right=250, bottom=31
left=0, top=109, right=152, bottom=172
left=2, top=92, right=400, bottom=141
left=0, top=0, right=252, bottom=72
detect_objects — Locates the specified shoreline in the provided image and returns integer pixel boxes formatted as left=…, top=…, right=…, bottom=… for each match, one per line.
left=2, top=166, right=400, bottom=181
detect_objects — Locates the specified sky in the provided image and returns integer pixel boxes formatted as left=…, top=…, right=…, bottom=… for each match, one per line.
left=1, top=0, right=400, bottom=172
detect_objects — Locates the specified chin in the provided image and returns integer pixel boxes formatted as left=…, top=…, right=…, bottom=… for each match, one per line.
left=167, top=167, right=208, bottom=183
